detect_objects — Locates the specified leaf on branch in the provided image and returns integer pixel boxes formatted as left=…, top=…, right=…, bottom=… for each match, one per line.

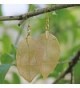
left=0, top=54, right=14, bottom=64
left=0, top=64, right=11, bottom=83
left=2, top=33, right=12, bottom=54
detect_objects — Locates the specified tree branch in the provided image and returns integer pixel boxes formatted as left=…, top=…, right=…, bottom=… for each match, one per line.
left=0, top=4, right=80, bottom=21
left=53, top=50, right=80, bottom=84
left=69, top=62, right=74, bottom=84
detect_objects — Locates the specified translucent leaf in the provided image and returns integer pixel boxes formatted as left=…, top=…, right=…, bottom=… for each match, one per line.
left=38, top=31, right=60, bottom=78
left=16, top=36, right=43, bottom=82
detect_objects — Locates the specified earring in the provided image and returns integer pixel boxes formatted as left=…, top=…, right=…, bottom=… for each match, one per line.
left=38, top=14, right=60, bottom=78
left=16, top=24, right=43, bottom=82
left=16, top=14, right=60, bottom=82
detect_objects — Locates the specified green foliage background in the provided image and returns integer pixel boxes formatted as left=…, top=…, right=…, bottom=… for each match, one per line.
left=0, top=4, right=80, bottom=84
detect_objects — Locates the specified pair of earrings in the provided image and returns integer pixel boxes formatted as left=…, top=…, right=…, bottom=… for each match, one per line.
left=16, top=17, right=60, bottom=82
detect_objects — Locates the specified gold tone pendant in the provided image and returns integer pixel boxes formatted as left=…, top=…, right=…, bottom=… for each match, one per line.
left=16, top=36, right=44, bottom=82
left=16, top=31, right=60, bottom=82
left=16, top=16, right=60, bottom=82
left=38, top=31, right=60, bottom=78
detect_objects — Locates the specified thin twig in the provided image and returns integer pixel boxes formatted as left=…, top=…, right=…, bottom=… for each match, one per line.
left=69, top=61, right=74, bottom=84
left=0, top=4, right=80, bottom=21
left=18, top=16, right=27, bottom=26
left=70, top=68, right=74, bottom=84
left=53, top=51, right=80, bottom=84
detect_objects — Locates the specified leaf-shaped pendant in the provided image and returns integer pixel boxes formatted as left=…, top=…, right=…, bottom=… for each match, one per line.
left=16, top=31, right=60, bottom=82
left=38, top=31, right=60, bottom=78
left=16, top=36, right=43, bottom=82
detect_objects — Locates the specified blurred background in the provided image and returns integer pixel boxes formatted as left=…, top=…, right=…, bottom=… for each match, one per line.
left=0, top=4, right=80, bottom=84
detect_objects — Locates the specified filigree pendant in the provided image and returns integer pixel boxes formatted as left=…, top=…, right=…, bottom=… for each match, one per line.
left=16, top=31, right=60, bottom=82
